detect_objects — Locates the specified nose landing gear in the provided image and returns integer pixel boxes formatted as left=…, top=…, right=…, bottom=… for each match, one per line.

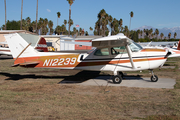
left=150, top=70, right=158, bottom=82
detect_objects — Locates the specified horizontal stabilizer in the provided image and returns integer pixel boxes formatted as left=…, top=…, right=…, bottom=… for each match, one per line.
left=11, top=61, right=39, bottom=67
left=20, top=61, right=39, bottom=67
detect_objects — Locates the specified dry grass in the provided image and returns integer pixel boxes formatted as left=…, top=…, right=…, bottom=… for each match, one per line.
left=0, top=57, right=180, bottom=119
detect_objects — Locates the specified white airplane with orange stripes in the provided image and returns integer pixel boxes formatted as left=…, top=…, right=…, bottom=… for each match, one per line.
left=4, top=33, right=180, bottom=84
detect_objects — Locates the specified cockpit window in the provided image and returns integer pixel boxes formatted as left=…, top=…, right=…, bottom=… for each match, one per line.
left=111, top=46, right=127, bottom=55
left=94, top=48, right=109, bottom=56
left=129, top=42, right=143, bottom=52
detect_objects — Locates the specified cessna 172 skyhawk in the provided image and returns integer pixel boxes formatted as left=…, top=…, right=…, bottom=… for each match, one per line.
left=4, top=33, right=180, bottom=84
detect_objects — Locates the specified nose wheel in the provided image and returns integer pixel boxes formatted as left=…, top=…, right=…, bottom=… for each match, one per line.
left=150, top=70, right=158, bottom=82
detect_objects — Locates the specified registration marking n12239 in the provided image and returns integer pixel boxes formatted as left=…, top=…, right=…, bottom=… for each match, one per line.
left=43, top=57, right=77, bottom=66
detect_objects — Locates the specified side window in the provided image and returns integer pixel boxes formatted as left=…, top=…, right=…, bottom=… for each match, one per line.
left=129, top=42, right=142, bottom=52
left=94, top=48, right=109, bottom=56
left=111, top=46, right=127, bottom=55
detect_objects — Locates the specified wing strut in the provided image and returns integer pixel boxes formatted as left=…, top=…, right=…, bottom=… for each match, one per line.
left=125, top=44, right=135, bottom=69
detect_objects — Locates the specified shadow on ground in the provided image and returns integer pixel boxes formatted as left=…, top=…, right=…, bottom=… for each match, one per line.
left=0, top=71, right=101, bottom=82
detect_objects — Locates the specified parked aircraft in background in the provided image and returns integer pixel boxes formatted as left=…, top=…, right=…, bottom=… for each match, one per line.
left=0, top=35, right=48, bottom=56
left=4, top=33, right=180, bottom=84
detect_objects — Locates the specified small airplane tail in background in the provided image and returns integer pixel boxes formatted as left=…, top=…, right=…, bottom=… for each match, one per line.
left=34, top=37, right=48, bottom=52
left=177, top=40, right=180, bottom=50
left=4, top=33, right=38, bottom=59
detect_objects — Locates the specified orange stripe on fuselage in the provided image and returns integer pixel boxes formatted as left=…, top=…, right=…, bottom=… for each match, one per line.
left=141, top=48, right=166, bottom=52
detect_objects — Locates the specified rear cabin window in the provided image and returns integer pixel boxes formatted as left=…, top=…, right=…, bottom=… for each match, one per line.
left=111, top=46, right=127, bottom=55
left=94, top=48, right=109, bottom=56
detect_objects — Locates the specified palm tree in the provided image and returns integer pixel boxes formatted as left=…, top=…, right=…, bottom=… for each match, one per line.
left=57, top=12, right=61, bottom=26
left=31, top=21, right=36, bottom=32
left=67, top=0, right=75, bottom=36
left=168, top=32, right=171, bottom=39
left=149, top=28, right=153, bottom=39
left=26, top=17, right=31, bottom=31
left=129, top=11, right=134, bottom=30
left=140, top=30, right=143, bottom=38
left=4, top=0, right=6, bottom=30
left=174, top=32, right=177, bottom=39
left=137, top=29, right=140, bottom=38
left=48, top=20, right=53, bottom=35
left=124, top=26, right=129, bottom=36
left=119, top=19, right=123, bottom=32
left=160, top=33, right=164, bottom=40
left=155, top=29, right=159, bottom=39
left=38, top=17, right=44, bottom=35
left=36, top=0, right=38, bottom=34
left=20, top=0, right=23, bottom=30
left=64, top=19, right=67, bottom=30
left=108, top=15, right=112, bottom=32
left=68, top=19, right=73, bottom=35
left=89, top=27, right=93, bottom=31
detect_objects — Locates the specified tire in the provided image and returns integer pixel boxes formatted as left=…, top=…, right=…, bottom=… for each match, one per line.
left=113, top=75, right=122, bottom=84
left=151, top=75, right=158, bottom=82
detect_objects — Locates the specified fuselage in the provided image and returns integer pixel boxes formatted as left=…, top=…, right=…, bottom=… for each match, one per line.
left=14, top=46, right=168, bottom=73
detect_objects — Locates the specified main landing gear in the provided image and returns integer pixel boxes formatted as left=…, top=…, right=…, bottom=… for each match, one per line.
left=112, top=72, right=124, bottom=84
left=112, top=71, right=159, bottom=84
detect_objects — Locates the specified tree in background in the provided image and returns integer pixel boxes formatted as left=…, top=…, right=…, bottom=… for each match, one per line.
left=168, top=32, right=171, bottom=39
left=64, top=19, right=67, bottom=30
left=129, top=11, right=134, bottom=31
left=48, top=20, right=54, bottom=35
left=155, top=29, right=159, bottom=39
left=36, top=0, right=38, bottom=33
left=57, top=12, right=61, bottom=26
left=89, top=27, right=93, bottom=31
left=174, top=32, right=177, bottom=39
left=119, top=18, right=123, bottom=32
left=21, top=0, right=23, bottom=30
left=6, top=20, right=20, bottom=30
left=67, top=0, right=75, bottom=36
left=4, top=0, right=6, bottom=30
left=68, top=19, right=73, bottom=35
left=160, top=33, right=164, bottom=40
left=108, top=15, right=112, bottom=32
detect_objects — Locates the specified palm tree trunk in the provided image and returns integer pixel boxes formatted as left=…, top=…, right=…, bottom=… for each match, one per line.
left=128, top=17, right=131, bottom=37
left=36, top=0, right=38, bottom=34
left=21, top=0, right=23, bottom=30
left=4, top=0, right=6, bottom=30
left=57, top=17, right=58, bottom=26
left=68, top=5, right=71, bottom=36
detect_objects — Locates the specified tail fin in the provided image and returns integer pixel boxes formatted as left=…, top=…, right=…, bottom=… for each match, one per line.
left=4, top=33, right=38, bottom=59
left=34, top=37, right=48, bottom=52
left=177, top=40, right=180, bottom=50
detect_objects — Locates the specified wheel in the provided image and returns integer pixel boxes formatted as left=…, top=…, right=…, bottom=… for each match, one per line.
left=150, top=75, right=158, bottom=82
left=113, top=75, right=122, bottom=84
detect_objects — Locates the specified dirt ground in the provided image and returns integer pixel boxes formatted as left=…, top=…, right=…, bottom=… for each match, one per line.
left=0, top=56, right=180, bottom=120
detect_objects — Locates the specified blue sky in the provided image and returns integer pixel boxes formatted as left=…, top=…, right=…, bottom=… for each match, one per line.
left=0, top=0, right=180, bottom=33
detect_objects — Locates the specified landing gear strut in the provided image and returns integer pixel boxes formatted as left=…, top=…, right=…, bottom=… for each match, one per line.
left=150, top=70, right=158, bottom=82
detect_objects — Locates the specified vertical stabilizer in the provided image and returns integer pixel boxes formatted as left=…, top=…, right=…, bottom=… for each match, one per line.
left=4, top=33, right=38, bottom=58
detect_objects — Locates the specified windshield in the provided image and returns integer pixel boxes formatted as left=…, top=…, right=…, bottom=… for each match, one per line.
left=129, top=42, right=143, bottom=52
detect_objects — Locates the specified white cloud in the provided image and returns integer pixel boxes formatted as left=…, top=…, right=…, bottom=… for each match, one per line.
left=47, top=9, right=51, bottom=12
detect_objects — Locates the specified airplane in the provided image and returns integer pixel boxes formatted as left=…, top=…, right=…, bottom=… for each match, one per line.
left=4, top=33, right=180, bottom=84
left=0, top=34, right=48, bottom=56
